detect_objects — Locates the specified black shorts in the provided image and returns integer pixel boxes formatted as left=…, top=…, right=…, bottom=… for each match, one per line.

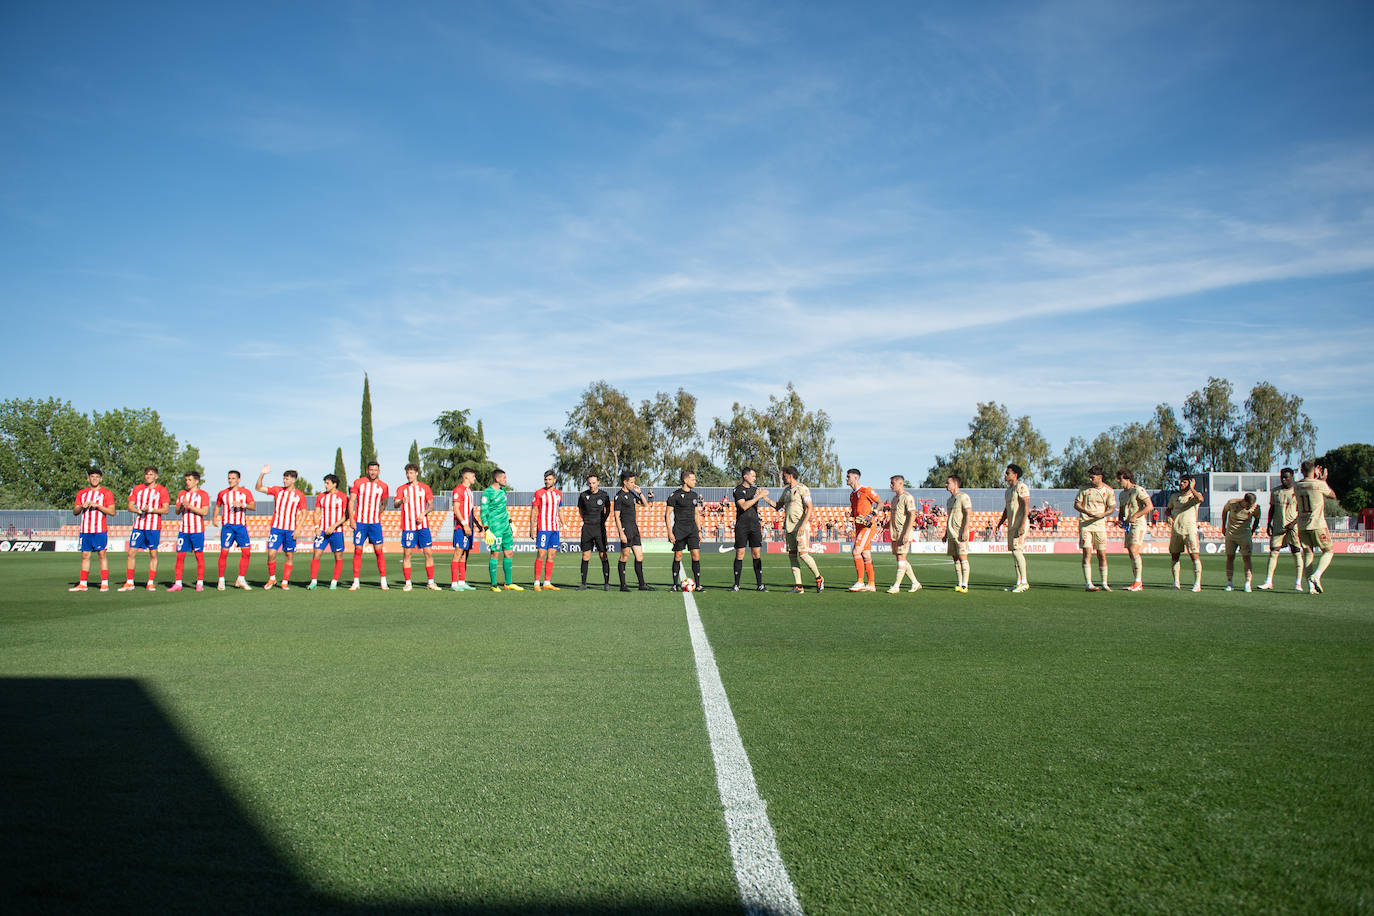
left=734, top=525, right=762, bottom=549
left=672, top=530, right=701, bottom=551
left=579, top=528, right=608, bottom=553
left=618, top=526, right=642, bottom=549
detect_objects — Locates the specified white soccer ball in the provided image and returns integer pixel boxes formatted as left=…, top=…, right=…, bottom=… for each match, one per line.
left=682, top=579, right=696, bottom=592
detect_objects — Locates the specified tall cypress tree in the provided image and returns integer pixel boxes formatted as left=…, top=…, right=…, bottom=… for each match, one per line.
left=407, top=439, right=421, bottom=473
left=333, top=447, right=347, bottom=484
left=360, top=374, right=376, bottom=474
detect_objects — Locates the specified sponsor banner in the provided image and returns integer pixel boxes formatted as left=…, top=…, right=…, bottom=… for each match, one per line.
left=0, top=539, right=56, bottom=552
left=765, top=542, right=842, bottom=554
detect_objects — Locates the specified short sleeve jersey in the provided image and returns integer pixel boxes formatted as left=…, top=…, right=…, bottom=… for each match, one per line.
left=130, top=483, right=170, bottom=530
left=1077, top=484, right=1116, bottom=534
left=481, top=486, right=511, bottom=532
left=613, top=488, right=644, bottom=530
left=946, top=492, right=972, bottom=539
left=578, top=489, right=611, bottom=528
left=452, top=487, right=475, bottom=529
left=75, top=486, right=115, bottom=534
left=1004, top=481, right=1030, bottom=531
left=1269, top=487, right=1298, bottom=530
left=216, top=486, right=253, bottom=527
left=396, top=481, right=433, bottom=531
left=733, top=484, right=761, bottom=529
left=779, top=483, right=811, bottom=531
left=266, top=486, right=305, bottom=531
left=1294, top=478, right=1336, bottom=530
left=889, top=492, right=916, bottom=537
left=1120, top=485, right=1151, bottom=524
left=850, top=486, right=881, bottom=526
left=315, top=491, right=348, bottom=532
left=666, top=487, right=700, bottom=535
left=531, top=487, right=563, bottom=533
left=176, top=489, right=210, bottom=534
left=1223, top=499, right=1261, bottom=538
left=1168, top=492, right=1202, bottom=535
left=350, top=478, right=390, bottom=525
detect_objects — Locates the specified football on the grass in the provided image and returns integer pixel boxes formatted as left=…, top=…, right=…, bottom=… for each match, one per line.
left=682, top=579, right=695, bottom=592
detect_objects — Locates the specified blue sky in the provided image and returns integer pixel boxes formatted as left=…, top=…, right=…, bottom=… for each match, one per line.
left=3, top=0, right=1372, bottom=487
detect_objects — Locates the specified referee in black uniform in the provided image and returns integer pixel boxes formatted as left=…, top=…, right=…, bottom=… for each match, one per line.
left=576, top=474, right=612, bottom=590
left=665, top=470, right=704, bottom=591
left=613, top=472, right=654, bottom=591
left=732, top=466, right=775, bottom=591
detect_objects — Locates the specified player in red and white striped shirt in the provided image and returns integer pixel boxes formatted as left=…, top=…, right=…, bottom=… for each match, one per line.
left=449, top=468, right=478, bottom=590
left=349, top=462, right=390, bottom=590
left=529, top=471, right=563, bottom=590
left=256, top=464, right=306, bottom=590
left=214, top=470, right=256, bottom=589
left=69, top=467, right=116, bottom=592
left=168, top=472, right=211, bottom=592
left=394, top=463, right=438, bottom=591
left=309, top=474, right=351, bottom=589
left=120, top=466, right=170, bottom=591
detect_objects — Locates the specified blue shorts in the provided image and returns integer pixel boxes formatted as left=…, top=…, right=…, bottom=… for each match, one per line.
left=78, top=533, right=108, bottom=553
left=220, top=524, right=250, bottom=548
left=313, top=531, right=345, bottom=553
left=402, top=528, right=433, bottom=550
left=267, top=528, right=297, bottom=552
left=129, top=528, right=161, bottom=550
left=176, top=533, right=205, bottom=553
left=353, top=523, right=384, bottom=547
left=452, top=527, right=472, bottom=550
left=536, top=530, right=560, bottom=550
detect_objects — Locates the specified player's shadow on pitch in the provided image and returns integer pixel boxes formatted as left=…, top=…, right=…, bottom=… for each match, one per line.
left=0, top=678, right=739, bottom=915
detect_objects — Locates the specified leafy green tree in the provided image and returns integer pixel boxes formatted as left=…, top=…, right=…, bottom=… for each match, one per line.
left=87, top=407, right=198, bottom=501
left=545, top=381, right=655, bottom=485
left=708, top=383, right=842, bottom=486
left=1318, top=443, right=1374, bottom=513
left=333, top=448, right=348, bottom=485
left=1182, top=377, right=1240, bottom=471
left=1153, top=403, right=1191, bottom=488
left=360, top=374, right=377, bottom=475
left=1052, top=421, right=1166, bottom=488
left=422, top=409, right=497, bottom=490
left=1242, top=382, right=1317, bottom=471
left=922, top=402, right=1052, bottom=487
left=645, top=389, right=704, bottom=486
left=0, top=397, right=92, bottom=508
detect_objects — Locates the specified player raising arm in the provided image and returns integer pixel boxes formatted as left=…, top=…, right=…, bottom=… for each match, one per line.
left=1166, top=473, right=1205, bottom=592
left=256, top=465, right=306, bottom=590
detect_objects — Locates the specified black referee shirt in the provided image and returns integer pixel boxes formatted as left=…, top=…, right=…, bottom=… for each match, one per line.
left=732, top=483, right=761, bottom=529
left=666, top=487, right=701, bottom=534
left=578, top=489, right=611, bottom=527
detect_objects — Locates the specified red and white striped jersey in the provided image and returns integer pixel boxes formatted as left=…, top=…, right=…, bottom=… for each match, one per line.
left=176, top=489, right=210, bottom=534
left=130, top=484, right=170, bottom=530
left=315, top=491, right=348, bottom=533
left=396, top=481, right=433, bottom=531
left=350, top=477, right=389, bottom=525
left=532, top=487, right=563, bottom=532
left=266, top=486, right=305, bottom=531
left=216, top=486, right=254, bottom=526
left=75, top=486, right=114, bottom=534
left=452, top=486, right=475, bottom=530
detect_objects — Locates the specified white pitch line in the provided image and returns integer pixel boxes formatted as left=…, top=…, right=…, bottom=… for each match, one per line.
left=684, top=591, right=804, bottom=916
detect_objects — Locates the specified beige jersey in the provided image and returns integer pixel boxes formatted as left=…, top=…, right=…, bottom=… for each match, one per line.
left=1077, top=483, right=1116, bottom=533
left=1004, top=481, right=1029, bottom=531
left=1294, top=477, right=1336, bottom=530
left=1120, top=485, right=1151, bottom=525
left=1223, top=499, right=1261, bottom=538
left=1269, top=487, right=1298, bottom=530
left=1168, top=491, right=1203, bottom=535
left=778, top=483, right=811, bottom=532
left=889, top=492, right=915, bottom=538
left=946, top=491, right=972, bottom=539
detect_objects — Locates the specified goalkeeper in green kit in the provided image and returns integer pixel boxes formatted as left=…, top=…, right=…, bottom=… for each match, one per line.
left=474, top=468, right=523, bottom=591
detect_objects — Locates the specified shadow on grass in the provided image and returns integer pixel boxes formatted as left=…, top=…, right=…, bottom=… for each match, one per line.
left=0, top=679, right=739, bottom=915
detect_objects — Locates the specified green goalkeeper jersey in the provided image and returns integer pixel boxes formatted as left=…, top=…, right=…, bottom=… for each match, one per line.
left=480, top=485, right=511, bottom=532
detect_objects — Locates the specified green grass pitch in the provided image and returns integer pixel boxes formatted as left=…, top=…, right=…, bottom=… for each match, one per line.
left=2, top=550, right=1371, bottom=913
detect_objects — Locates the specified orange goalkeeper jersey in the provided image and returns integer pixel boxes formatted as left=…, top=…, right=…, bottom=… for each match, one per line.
left=850, top=486, right=881, bottom=526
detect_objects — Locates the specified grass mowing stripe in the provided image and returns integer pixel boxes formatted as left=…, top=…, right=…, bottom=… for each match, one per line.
left=684, top=591, right=804, bottom=916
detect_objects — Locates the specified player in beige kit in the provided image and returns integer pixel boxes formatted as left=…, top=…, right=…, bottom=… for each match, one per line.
left=944, top=474, right=973, bottom=592
left=1260, top=467, right=1302, bottom=591
left=1074, top=464, right=1117, bottom=591
left=1294, top=459, right=1339, bottom=594
left=1221, top=493, right=1262, bottom=591
left=777, top=465, right=824, bottom=594
left=1116, top=468, right=1152, bottom=592
left=1166, top=473, right=1205, bottom=592
left=885, top=476, right=921, bottom=593
left=995, top=463, right=1030, bottom=593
